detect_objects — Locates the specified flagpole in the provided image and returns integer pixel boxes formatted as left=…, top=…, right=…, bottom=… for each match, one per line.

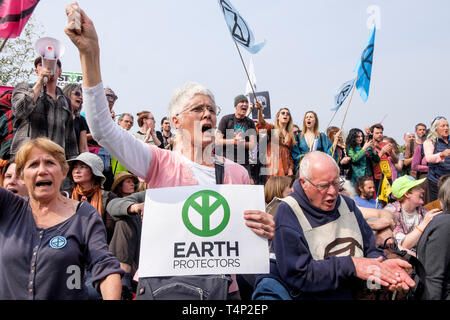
left=332, top=78, right=357, bottom=158
left=233, top=41, right=258, bottom=102
left=0, top=38, right=9, bottom=53
left=326, top=109, right=339, bottom=129
left=375, top=172, right=384, bottom=208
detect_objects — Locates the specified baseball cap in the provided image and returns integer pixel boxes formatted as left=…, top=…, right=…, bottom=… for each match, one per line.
left=391, top=175, right=426, bottom=199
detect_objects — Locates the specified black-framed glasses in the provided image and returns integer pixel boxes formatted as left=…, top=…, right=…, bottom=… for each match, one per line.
left=280, top=111, right=291, bottom=116
left=305, top=177, right=345, bottom=192
left=177, top=104, right=221, bottom=117
left=72, top=91, right=82, bottom=97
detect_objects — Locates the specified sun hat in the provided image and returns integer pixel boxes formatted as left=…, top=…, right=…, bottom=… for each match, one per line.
left=391, top=175, right=427, bottom=199
left=67, top=152, right=106, bottom=186
left=111, top=171, right=138, bottom=193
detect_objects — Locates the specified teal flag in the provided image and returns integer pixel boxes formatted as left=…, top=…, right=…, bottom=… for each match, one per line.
left=354, top=27, right=376, bottom=102
left=218, top=0, right=266, bottom=54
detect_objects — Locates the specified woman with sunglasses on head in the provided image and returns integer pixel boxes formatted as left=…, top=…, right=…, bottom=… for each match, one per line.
left=291, top=111, right=334, bottom=173
left=255, top=104, right=296, bottom=181
left=63, top=83, right=89, bottom=154
left=65, top=5, right=274, bottom=300
left=423, top=116, right=450, bottom=202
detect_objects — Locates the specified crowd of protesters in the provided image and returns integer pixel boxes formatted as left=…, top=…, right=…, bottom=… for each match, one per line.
left=0, top=4, right=449, bottom=301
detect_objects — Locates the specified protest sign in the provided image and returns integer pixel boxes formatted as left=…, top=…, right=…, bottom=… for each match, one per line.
left=57, top=71, right=82, bottom=88
left=248, top=91, right=271, bottom=120
left=138, top=184, right=269, bottom=277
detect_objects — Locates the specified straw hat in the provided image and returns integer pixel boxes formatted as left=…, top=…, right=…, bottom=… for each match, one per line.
left=111, top=171, right=138, bottom=193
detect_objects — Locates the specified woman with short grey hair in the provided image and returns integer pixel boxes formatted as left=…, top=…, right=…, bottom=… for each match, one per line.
left=65, top=5, right=275, bottom=300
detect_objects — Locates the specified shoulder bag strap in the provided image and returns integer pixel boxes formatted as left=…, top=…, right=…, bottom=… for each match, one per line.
left=214, top=156, right=225, bottom=184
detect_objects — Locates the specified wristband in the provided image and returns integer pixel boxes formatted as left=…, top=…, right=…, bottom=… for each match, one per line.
left=415, top=226, right=423, bottom=233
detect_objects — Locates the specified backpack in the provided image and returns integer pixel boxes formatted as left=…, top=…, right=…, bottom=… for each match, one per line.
left=0, top=90, right=14, bottom=160
left=134, top=157, right=233, bottom=300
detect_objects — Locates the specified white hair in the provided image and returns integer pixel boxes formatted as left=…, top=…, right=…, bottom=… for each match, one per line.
left=167, top=82, right=215, bottom=127
left=427, top=118, right=447, bottom=143
left=299, top=151, right=340, bottom=182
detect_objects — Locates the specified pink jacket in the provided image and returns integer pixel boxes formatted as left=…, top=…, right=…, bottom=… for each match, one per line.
left=145, top=146, right=251, bottom=187
left=140, top=146, right=250, bottom=293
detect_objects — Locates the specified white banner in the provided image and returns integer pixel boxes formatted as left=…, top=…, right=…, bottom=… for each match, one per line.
left=138, top=184, right=269, bottom=277
left=57, top=71, right=82, bottom=88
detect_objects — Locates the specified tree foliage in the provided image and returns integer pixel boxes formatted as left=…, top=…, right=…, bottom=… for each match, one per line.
left=0, top=17, right=43, bottom=86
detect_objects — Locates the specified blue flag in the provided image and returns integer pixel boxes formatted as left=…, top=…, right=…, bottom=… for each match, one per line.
left=331, top=78, right=355, bottom=111
left=354, top=27, right=376, bottom=102
left=218, top=0, right=266, bottom=54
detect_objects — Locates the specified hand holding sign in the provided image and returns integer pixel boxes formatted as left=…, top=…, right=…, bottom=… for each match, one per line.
left=140, top=185, right=269, bottom=277
left=244, top=210, right=275, bottom=240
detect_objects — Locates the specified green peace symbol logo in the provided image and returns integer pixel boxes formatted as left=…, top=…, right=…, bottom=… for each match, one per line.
left=182, top=190, right=230, bottom=237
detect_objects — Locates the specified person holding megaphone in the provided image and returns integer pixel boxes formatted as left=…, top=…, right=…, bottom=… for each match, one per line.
left=10, top=42, right=79, bottom=161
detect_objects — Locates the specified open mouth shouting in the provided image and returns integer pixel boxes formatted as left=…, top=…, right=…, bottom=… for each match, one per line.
left=35, top=180, right=53, bottom=188
left=6, top=186, right=19, bottom=194
left=201, top=123, right=213, bottom=133
left=323, top=197, right=337, bottom=210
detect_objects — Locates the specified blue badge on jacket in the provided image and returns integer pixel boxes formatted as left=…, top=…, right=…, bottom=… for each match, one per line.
left=49, top=236, right=67, bottom=249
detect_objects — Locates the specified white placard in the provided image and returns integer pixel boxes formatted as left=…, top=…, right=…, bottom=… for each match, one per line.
left=138, top=184, right=269, bottom=277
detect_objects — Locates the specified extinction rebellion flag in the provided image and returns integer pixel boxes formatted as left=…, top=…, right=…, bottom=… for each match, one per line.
left=331, top=78, right=355, bottom=111
left=218, top=0, right=266, bottom=54
left=354, top=26, right=376, bottom=102
left=0, top=0, right=40, bottom=39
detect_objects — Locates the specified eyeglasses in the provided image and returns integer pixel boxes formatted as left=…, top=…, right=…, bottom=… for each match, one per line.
left=177, top=104, right=221, bottom=116
left=305, top=177, right=345, bottom=192
left=72, top=91, right=82, bottom=97
left=280, top=111, right=291, bottom=116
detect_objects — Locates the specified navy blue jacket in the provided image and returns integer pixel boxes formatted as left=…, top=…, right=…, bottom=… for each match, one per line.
left=263, top=179, right=384, bottom=300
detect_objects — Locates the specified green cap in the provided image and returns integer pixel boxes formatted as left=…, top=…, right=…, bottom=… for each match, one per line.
left=391, top=175, right=427, bottom=199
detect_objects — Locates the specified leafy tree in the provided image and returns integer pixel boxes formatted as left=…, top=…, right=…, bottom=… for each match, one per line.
left=0, top=17, right=43, bottom=86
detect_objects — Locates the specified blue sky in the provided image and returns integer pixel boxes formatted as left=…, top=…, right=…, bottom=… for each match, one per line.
left=31, top=0, right=449, bottom=143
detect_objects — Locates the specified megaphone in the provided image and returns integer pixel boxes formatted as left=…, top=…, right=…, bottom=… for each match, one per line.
left=34, top=37, right=65, bottom=84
